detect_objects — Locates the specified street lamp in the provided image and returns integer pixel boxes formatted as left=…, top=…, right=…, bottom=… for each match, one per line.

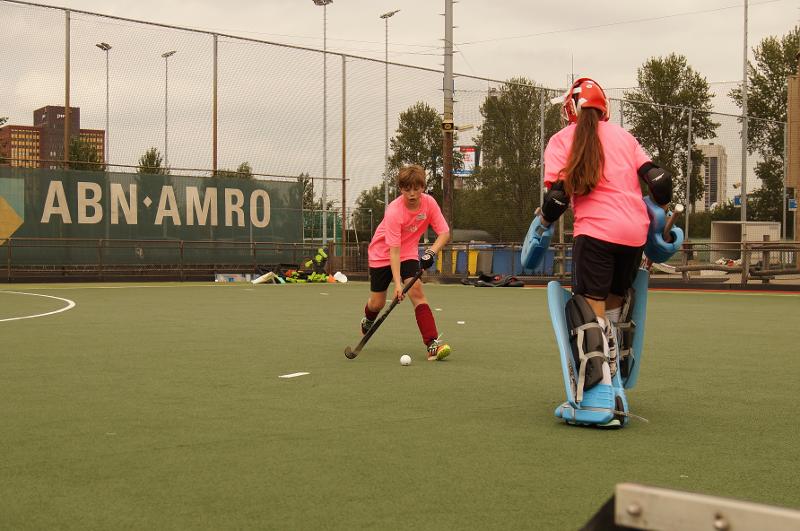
left=161, top=50, right=177, bottom=168
left=313, top=0, right=332, bottom=243
left=380, top=9, right=400, bottom=214
left=95, top=42, right=111, bottom=166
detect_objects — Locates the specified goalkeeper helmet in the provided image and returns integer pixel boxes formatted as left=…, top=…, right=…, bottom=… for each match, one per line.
left=558, top=77, right=609, bottom=124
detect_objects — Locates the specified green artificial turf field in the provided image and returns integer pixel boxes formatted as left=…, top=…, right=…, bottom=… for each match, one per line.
left=1, top=282, right=798, bottom=529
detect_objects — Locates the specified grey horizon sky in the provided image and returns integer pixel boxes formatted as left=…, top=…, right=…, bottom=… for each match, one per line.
left=2, top=0, right=798, bottom=206
left=27, top=0, right=797, bottom=92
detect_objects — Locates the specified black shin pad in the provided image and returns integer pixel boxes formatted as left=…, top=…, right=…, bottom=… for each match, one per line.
left=617, top=288, right=636, bottom=380
left=565, top=295, right=606, bottom=394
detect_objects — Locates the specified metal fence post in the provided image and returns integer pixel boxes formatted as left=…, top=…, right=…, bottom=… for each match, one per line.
left=686, top=107, right=692, bottom=239
left=741, top=242, right=750, bottom=286
left=6, top=238, right=11, bottom=282
left=539, top=88, right=546, bottom=206
left=783, top=125, right=788, bottom=240
left=98, top=238, right=104, bottom=281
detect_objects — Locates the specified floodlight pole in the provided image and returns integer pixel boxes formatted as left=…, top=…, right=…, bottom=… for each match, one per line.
left=64, top=10, right=70, bottom=169
left=312, top=0, right=334, bottom=243
left=322, top=2, right=328, bottom=244
left=95, top=42, right=111, bottom=166
left=162, top=50, right=177, bottom=169
left=380, top=9, right=400, bottom=216
left=740, top=0, right=749, bottom=231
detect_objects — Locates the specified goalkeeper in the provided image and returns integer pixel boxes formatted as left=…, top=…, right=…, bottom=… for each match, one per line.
left=360, top=164, right=452, bottom=361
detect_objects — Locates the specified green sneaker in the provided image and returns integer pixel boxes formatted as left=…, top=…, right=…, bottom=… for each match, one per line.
left=426, top=338, right=451, bottom=361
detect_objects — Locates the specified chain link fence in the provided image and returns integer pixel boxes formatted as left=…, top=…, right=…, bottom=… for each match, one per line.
left=1, top=0, right=795, bottom=282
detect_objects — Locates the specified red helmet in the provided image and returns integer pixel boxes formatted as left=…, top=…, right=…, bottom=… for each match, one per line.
left=558, top=77, right=609, bottom=124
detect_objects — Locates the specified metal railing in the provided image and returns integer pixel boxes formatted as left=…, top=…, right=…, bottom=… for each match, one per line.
left=5, top=237, right=797, bottom=285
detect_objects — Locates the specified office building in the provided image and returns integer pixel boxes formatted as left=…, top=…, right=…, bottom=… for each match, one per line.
left=0, top=125, right=41, bottom=168
left=0, top=106, right=104, bottom=170
left=696, top=143, right=728, bottom=212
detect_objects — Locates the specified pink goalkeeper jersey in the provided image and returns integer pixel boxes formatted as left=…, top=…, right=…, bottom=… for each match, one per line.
left=368, top=193, right=449, bottom=268
left=544, top=121, right=652, bottom=247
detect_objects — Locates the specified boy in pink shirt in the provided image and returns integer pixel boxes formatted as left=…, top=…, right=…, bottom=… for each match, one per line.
left=363, top=165, right=452, bottom=361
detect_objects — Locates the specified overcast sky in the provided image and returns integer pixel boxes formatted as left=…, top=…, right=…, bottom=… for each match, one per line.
left=3, top=0, right=798, bottom=204
left=25, top=0, right=796, bottom=91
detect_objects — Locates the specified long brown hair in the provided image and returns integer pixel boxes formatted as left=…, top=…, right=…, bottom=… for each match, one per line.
left=559, top=108, right=604, bottom=196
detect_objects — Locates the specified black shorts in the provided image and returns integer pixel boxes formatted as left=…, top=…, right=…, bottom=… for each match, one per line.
left=572, top=235, right=643, bottom=300
left=369, top=260, right=419, bottom=293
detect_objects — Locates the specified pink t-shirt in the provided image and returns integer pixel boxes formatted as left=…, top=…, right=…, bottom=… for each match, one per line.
left=544, top=121, right=651, bottom=247
left=368, top=193, right=449, bottom=267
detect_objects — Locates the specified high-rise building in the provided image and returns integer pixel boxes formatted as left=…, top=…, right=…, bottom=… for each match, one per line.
left=34, top=105, right=82, bottom=169
left=696, top=143, right=728, bottom=212
left=0, top=125, right=41, bottom=168
left=0, top=106, right=104, bottom=170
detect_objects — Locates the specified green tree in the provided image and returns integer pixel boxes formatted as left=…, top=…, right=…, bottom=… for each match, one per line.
left=216, top=161, right=253, bottom=179
left=297, top=172, right=336, bottom=240
left=710, top=200, right=741, bottom=221
left=388, top=101, right=458, bottom=204
left=352, top=182, right=387, bottom=240
left=624, top=54, right=719, bottom=210
left=729, top=26, right=798, bottom=221
left=297, top=172, right=315, bottom=211
left=463, top=78, right=561, bottom=240
left=68, top=138, right=105, bottom=171
left=137, top=147, right=169, bottom=175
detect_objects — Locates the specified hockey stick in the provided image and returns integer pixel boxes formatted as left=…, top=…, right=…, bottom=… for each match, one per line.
left=344, top=268, right=425, bottom=359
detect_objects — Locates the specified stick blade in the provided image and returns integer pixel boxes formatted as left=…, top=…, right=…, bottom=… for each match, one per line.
left=344, top=346, right=358, bottom=359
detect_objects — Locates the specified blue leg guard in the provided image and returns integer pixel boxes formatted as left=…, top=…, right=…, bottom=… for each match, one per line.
left=548, top=270, right=649, bottom=427
left=621, top=268, right=649, bottom=389
left=548, top=282, right=615, bottom=426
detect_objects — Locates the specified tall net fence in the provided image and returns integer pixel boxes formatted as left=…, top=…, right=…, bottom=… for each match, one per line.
left=0, top=0, right=792, bottom=248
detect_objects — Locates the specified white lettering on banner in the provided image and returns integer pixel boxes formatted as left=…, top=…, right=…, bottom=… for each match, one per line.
left=39, top=181, right=273, bottom=228
left=186, top=186, right=218, bottom=226
left=225, top=188, right=245, bottom=227
left=78, top=182, right=103, bottom=224
left=250, top=189, right=270, bottom=228
left=41, top=180, right=72, bottom=223
left=155, top=185, right=182, bottom=226
left=110, top=183, right=137, bottom=225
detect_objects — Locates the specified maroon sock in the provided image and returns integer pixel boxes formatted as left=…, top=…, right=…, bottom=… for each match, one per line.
left=414, top=304, right=438, bottom=346
left=364, top=304, right=379, bottom=321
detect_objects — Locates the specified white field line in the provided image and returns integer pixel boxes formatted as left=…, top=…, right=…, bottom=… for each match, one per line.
left=0, top=284, right=240, bottom=291
left=0, top=291, right=77, bottom=322
left=278, top=372, right=310, bottom=379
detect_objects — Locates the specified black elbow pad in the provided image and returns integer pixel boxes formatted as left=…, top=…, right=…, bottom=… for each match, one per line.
left=542, top=181, right=570, bottom=223
left=638, top=162, right=672, bottom=206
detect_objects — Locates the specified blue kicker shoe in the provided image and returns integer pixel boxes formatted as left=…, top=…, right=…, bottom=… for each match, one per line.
left=554, top=383, right=616, bottom=426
